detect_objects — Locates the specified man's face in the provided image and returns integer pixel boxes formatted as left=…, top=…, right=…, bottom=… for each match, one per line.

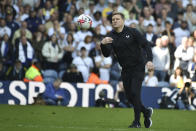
left=81, top=49, right=86, bottom=57
left=112, top=14, right=124, bottom=29
left=54, top=80, right=61, bottom=89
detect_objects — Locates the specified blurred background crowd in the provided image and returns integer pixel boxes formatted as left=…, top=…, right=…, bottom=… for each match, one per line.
left=0, top=0, right=196, bottom=91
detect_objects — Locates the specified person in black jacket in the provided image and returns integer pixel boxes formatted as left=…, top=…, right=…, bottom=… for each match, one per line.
left=100, top=12, right=154, bottom=128
left=62, top=63, right=83, bottom=83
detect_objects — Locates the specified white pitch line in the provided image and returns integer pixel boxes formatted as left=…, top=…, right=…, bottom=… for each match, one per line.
left=16, top=124, right=156, bottom=131
left=16, top=124, right=130, bottom=130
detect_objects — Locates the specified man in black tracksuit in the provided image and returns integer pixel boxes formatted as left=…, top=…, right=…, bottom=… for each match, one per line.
left=100, top=12, right=154, bottom=128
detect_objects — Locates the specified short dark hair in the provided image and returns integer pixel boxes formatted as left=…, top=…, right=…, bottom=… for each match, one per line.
left=112, top=12, right=125, bottom=20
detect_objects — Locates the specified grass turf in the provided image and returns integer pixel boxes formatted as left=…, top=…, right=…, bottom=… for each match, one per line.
left=0, top=105, right=195, bottom=131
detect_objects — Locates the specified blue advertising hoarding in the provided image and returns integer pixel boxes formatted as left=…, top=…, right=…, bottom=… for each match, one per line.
left=0, top=81, right=166, bottom=108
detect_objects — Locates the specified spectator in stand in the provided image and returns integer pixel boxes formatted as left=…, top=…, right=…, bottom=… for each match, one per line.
left=42, top=34, right=64, bottom=71
left=124, top=10, right=139, bottom=27
left=162, top=21, right=175, bottom=41
left=0, top=33, right=13, bottom=68
left=19, top=4, right=31, bottom=21
left=174, top=37, right=194, bottom=77
left=23, top=59, right=43, bottom=82
left=91, top=11, right=102, bottom=28
left=143, top=68, right=158, bottom=87
left=5, top=13, right=19, bottom=38
left=62, top=33, right=77, bottom=66
left=42, top=0, right=55, bottom=21
left=37, top=24, right=48, bottom=41
left=15, top=35, right=34, bottom=68
left=43, top=78, right=70, bottom=106
left=62, top=63, right=83, bottom=83
left=61, top=13, right=73, bottom=33
left=5, top=59, right=26, bottom=81
left=48, top=20, right=66, bottom=38
left=87, top=67, right=108, bottom=84
left=153, top=17, right=164, bottom=36
left=173, top=20, right=190, bottom=47
left=25, top=9, right=42, bottom=33
left=169, top=67, right=186, bottom=88
left=155, top=0, right=169, bottom=17
left=173, top=11, right=184, bottom=29
left=12, top=21, right=32, bottom=46
left=95, top=54, right=112, bottom=82
left=44, top=9, right=58, bottom=34
left=77, top=35, right=93, bottom=56
left=160, top=8, right=173, bottom=28
left=152, top=36, right=170, bottom=81
left=136, top=15, right=145, bottom=34
left=142, top=6, right=156, bottom=27
left=183, top=4, right=196, bottom=33
left=36, top=8, right=46, bottom=24
left=72, top=47, right=94, bottom=82
left=162, top=21, right=176, bottom=71
left=93, top=25, right=105, bottom=40
left=31, top=31, right=45, bottom=66
left=0, top=18, right=11, bottom=38
left=144, top=24, right=157, bottom=47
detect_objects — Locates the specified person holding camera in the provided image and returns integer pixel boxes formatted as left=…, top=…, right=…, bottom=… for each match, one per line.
left=176, top=80, right=195, bottom=110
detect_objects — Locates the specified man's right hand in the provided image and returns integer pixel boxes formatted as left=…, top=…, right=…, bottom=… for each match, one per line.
left=101, top=37, right=113, bottom=45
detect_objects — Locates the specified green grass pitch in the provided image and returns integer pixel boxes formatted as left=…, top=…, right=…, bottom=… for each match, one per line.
left=0, top=105, right=196, bottom=131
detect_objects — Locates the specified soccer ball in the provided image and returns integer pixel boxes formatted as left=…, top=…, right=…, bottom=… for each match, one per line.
left=77, top=14, right=93, bottom=29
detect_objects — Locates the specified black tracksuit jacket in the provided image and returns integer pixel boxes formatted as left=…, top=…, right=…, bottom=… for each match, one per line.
left=101, top=26, right=153, bottom=72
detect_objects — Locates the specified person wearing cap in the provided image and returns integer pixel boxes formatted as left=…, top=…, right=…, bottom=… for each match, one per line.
left=23, top=59, right=43, bottom=82
left=100, top=12, right=153, bottom=128
left=62, top=63, right=84, bottom=83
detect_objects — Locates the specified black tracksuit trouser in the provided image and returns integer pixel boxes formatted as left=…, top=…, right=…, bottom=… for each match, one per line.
left=121, top=69, right=147, bottom=122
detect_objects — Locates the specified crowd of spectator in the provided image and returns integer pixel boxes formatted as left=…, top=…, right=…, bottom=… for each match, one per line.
left=0, top=0, right=196, bottom=91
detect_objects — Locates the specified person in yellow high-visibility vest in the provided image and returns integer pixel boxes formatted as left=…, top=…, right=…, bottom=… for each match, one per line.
left=24, top=59, right=43, bottom=82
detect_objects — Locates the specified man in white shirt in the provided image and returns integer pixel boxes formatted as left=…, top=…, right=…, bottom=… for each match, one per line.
left=95, top=54, right=112, bottom=81
left=72, top=47, right=94, bottom=82
left=0, top=18, right=11, bottom=38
